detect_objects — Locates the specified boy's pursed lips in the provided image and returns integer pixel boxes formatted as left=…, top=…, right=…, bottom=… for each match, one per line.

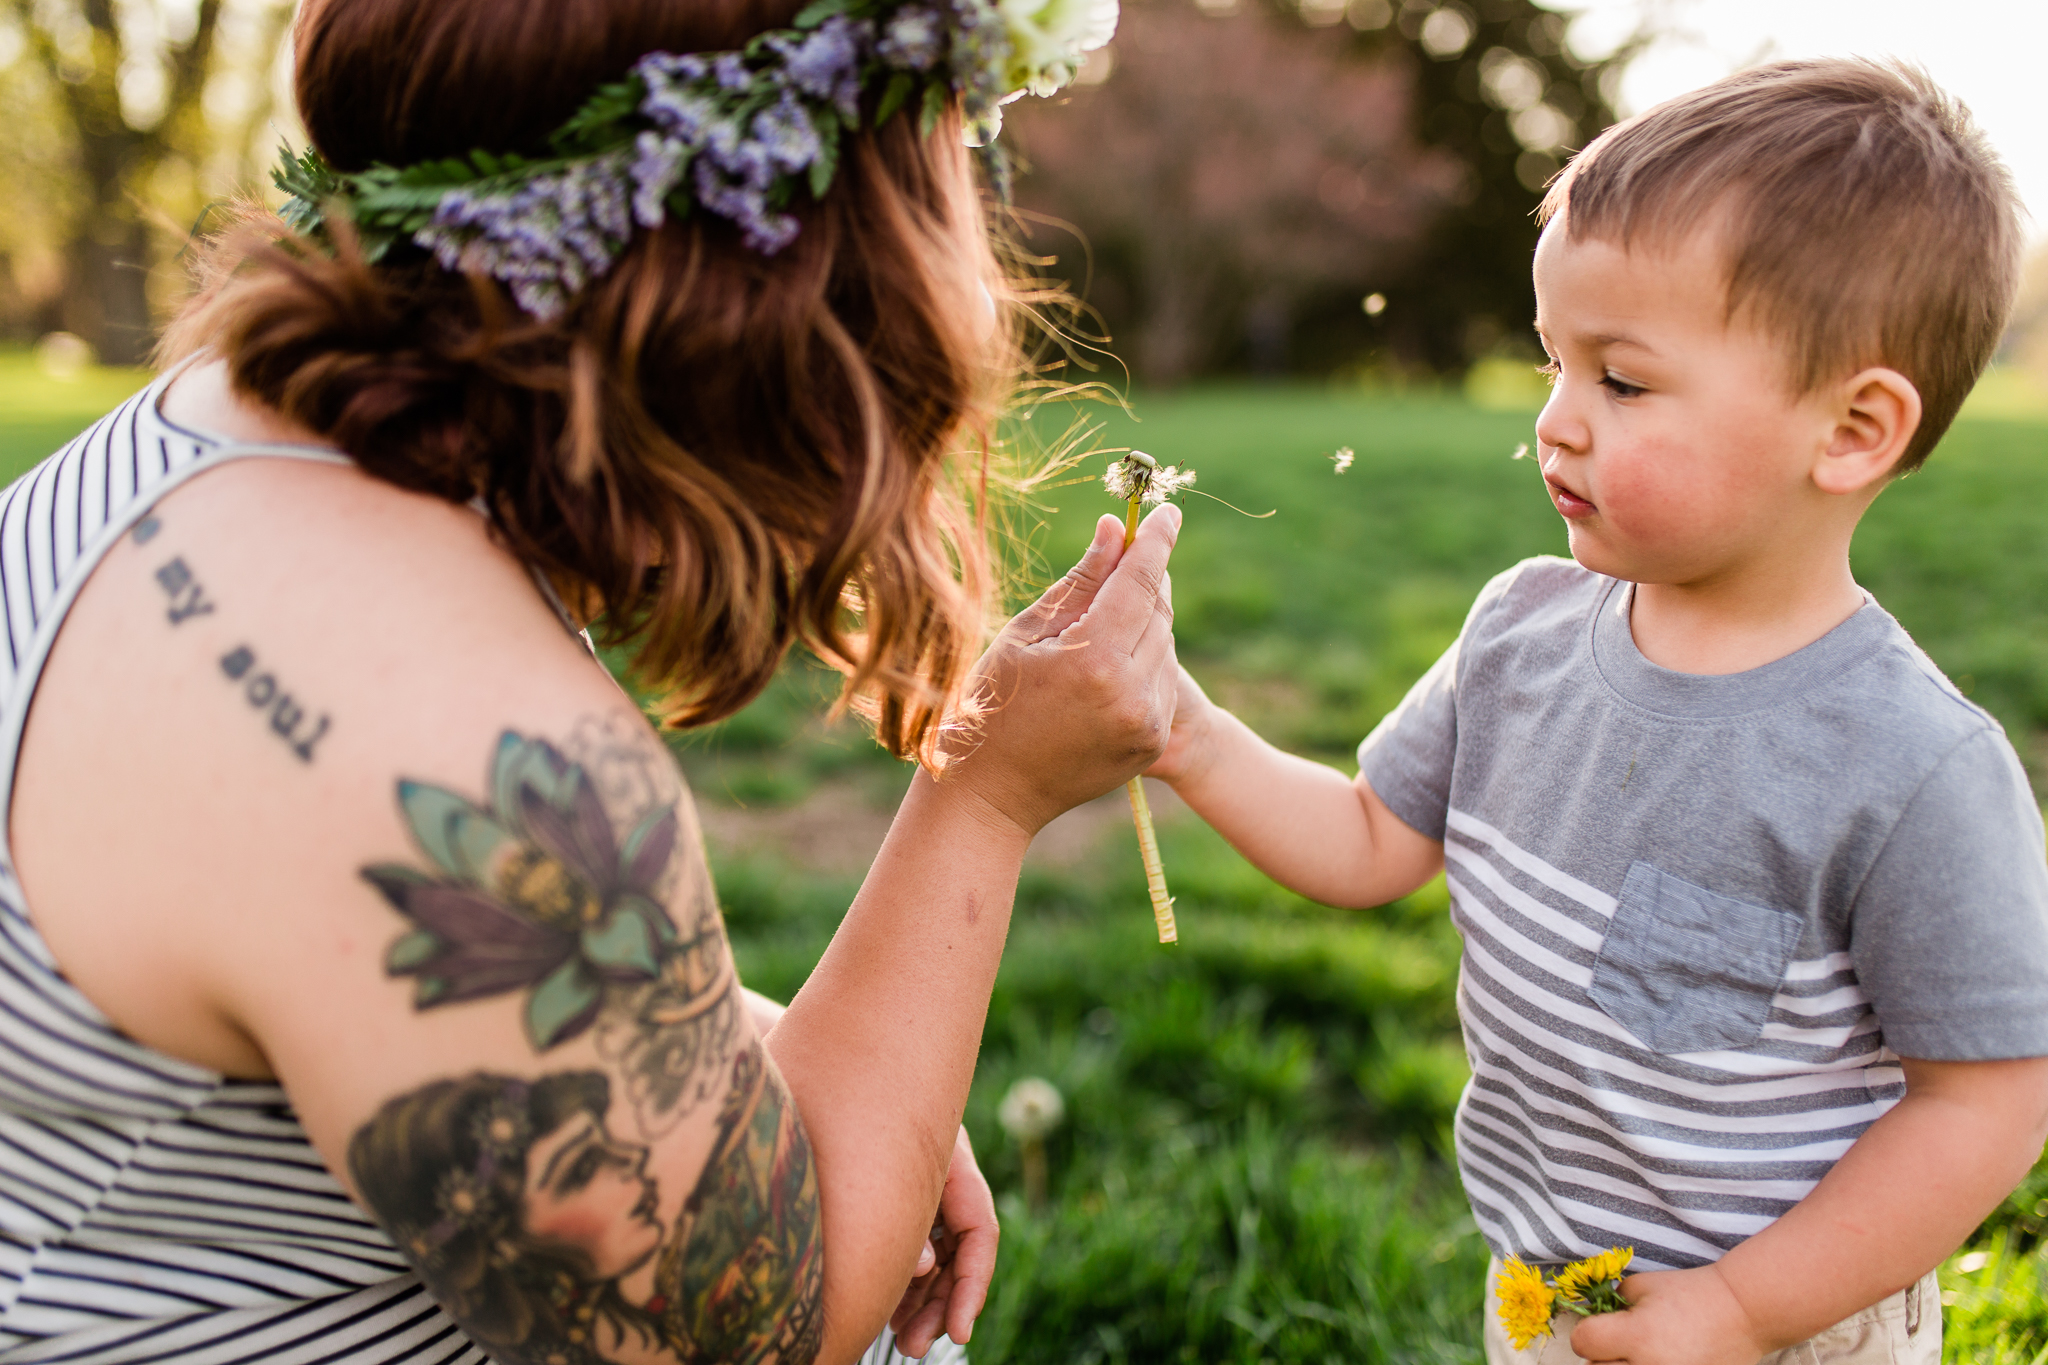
left=1546, top=475, right=1598, bottom=519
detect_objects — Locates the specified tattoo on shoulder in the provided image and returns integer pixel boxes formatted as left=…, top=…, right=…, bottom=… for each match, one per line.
left=135, top=517, right=334, bottom=764
left=362, top=715, right=741, bottom=1130
left=352, top=719, right=817, bottom=1365
left=348, top=1047, right=822, bottom=1365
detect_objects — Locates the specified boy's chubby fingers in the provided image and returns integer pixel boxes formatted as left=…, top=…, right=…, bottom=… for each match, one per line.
left=1565, top=1308, right=1632, bottom=1362
left=1568, top=1268, right=1771, bottom=1365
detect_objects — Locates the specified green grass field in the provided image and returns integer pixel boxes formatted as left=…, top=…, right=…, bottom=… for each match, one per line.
left=7, top=355, right=2047, bottom=1361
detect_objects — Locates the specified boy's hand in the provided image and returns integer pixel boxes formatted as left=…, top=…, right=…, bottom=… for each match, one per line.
left=1146, top=665, right=1219, bottom=786
left=1569, top=1266, right=1775, bottom=1365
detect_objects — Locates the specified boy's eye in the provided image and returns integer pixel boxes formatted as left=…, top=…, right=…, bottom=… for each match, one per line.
left=1600, top=372, right=1645, bottom=399
left=1537, top=358, right=1560, bottom=385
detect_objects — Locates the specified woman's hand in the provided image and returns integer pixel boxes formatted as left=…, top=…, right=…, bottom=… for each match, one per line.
left=889, top=1125, right=998, bottom=1356
left=943, top=505, right=1181, bottom=837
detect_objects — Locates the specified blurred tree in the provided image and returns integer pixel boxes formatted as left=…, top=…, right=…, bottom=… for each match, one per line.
left=0, top=0, right=291, bottom=363
left=1006, top=1, right=1461, bottom=383
left=1007, top=0, right=1640, bottom=383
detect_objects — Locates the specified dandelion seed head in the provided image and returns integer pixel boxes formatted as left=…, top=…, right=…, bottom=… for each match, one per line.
left=997, top=1076, right=1065, bottom=1140
left=1331, top=446, right=1354, bottom=474
left=1512, top=443, right=1530, bottom=460
left=1142, top=463, right=1196, bottom=506
left=1103, top=459, right=1141, bottom=501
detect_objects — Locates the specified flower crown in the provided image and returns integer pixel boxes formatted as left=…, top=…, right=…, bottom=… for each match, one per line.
left=273, top=0, right=1117, bottom=319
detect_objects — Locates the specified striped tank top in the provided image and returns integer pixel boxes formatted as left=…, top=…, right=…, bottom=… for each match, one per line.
left=0, top=373, right=487, bottom=1364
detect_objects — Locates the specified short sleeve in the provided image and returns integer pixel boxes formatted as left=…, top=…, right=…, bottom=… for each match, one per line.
left=1357, top=639, right=1460, bottom=841
left=1356, top=566, right=1532, bottom=842
left=1850, top=727, right=2048, bottom=1060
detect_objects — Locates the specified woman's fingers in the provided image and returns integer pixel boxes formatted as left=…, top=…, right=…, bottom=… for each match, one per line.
left=1014, top=513, right=1125, bottom=646
left=938, top=1124, right=997, bottom=1348
left=1070, top=503, right=1178, bottom=657
left=944, top=1206, right=998, bottom=1346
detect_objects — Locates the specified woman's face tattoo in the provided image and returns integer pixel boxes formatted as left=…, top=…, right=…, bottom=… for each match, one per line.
left=346, top=719, right=822, bottom=1365
left=522, top=1112, right=663, bottom=1280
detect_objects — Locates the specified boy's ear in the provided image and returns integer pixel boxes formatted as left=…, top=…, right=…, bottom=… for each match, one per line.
left=1815, top=367, right=1922, bottom=496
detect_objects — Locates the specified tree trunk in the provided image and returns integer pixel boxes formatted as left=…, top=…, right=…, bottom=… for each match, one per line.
left=64, top=217, right=155, bottom=366
left=11, top=0, right=227, bottom=364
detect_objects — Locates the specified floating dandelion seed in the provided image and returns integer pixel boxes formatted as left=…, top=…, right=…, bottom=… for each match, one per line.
left=1512, top=443, right=1531, bottom=460
left=1331, top=447, right=1355, bottom=474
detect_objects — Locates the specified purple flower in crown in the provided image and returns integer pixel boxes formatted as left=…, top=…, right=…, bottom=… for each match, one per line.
left=878, top=6, right=947, bottom=70
left=773, top=15, right=873, bottom=122
left=414, top=153, right=635, bottom=321
left=639, top=79, right=721, bottom=144
left=713, top=52, right=751, bottom=90
left=637, top=52, right=710, bottom=85
left=629, top=131, right=690, bottom=228
left=694, top=157, right=799, bottom=254
left=752, top=91, right=822, bottom=175
left=947, top=0, right=1009, bottom=119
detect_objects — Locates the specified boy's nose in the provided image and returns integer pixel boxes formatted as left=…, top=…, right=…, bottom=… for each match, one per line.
left=1533, top=389, right=1587, bottom=458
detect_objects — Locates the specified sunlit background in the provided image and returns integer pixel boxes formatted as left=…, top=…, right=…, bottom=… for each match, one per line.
left=5, top=3, right=2048, bottom=1361
left=1565, top=0, right=2048, bottom=233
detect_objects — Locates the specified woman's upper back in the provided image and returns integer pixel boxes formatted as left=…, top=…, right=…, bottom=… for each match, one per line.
left=0, top=371, right=497, bottom=1363
left=0, top=367, right=814, bottom=1364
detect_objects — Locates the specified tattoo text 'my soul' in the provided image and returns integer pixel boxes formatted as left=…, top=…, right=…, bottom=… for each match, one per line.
left=137, top=515, right=332, bottom=765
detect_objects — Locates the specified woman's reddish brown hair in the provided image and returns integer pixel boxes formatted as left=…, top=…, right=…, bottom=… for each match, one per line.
left=162, top=0, right=1009, bottom=760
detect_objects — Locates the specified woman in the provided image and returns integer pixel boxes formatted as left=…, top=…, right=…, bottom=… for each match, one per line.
left=0, top=0, right=1179, bottom=1362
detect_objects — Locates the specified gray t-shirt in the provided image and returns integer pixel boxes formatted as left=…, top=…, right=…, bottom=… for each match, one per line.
left=1359, top=556, right=2048, bottom=1271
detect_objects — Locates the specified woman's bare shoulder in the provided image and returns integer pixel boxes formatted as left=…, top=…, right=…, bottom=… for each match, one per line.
left=8, top=424, right=826, bottom=1365
left=10, top=421, right=640, bottom=1079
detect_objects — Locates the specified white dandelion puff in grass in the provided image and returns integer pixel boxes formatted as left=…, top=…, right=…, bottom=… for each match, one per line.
left=1331, top=446, right=1354, bottom=473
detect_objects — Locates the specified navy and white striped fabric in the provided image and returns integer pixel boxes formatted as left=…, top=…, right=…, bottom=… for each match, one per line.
left=0, top=375, right=485, bottom=1364
left=1360, top=556, right=2048, bottom=1273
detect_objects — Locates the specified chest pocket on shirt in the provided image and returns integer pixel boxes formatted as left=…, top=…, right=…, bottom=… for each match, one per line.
left=1589, top=862, right=1805, bottom=1054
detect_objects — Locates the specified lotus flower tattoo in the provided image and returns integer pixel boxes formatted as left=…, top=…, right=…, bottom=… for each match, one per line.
left=364, top=732, right=682, bottom=1050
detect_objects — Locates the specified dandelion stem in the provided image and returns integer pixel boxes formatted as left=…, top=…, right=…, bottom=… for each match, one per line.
left=1124, top=492, right=1176, bottom=944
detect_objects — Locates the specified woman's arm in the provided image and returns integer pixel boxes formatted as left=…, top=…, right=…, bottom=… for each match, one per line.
left=768, top=507, right=1184, bottom=1361
left=15, top=465, right=1179, bottom=1365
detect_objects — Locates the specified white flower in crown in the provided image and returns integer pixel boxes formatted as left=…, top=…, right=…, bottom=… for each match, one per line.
left=997, top=0, right=1118, bottom=97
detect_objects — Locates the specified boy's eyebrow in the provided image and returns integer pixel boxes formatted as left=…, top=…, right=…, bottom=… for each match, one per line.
left=1574, top=330, right=1658, bottom=354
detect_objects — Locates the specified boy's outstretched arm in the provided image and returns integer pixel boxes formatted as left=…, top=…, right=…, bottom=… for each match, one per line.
left=1150, top=667, right=1443, bottom=909
left=1571, top=1054, right=2048, bottom=1365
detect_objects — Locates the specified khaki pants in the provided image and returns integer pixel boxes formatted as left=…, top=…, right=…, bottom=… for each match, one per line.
left=1482, top=1258, right=1941, bottom=1365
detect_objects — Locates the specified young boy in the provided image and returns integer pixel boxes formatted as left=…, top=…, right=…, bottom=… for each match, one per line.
left=1151, top=60, right=2048, bottom=1364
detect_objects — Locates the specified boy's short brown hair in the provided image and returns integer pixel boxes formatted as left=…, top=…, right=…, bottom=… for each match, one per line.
left=1539, top=58, right=2023, bottom=473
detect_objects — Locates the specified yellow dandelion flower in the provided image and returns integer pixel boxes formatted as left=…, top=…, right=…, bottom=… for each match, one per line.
left=1495, top=1256, right=1557, bottom=1350
left=1555, top=1246, right=1634, bottom=1299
